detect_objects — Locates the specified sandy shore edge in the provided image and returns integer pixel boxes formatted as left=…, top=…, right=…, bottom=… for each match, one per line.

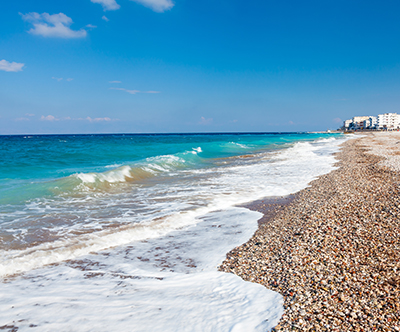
left=219, top=133, right=400, bottom=331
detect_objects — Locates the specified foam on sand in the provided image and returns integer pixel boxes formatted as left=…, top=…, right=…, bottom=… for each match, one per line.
left=0, top=208, right=284, bottom=332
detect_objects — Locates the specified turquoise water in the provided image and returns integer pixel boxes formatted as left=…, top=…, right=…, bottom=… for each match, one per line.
left=0, top=131, right=344, bottom=262
left=0, top=133, right=337, bottom=205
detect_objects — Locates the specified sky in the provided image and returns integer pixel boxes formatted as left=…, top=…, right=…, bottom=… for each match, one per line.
left=1, top=0, right=400, bottom=134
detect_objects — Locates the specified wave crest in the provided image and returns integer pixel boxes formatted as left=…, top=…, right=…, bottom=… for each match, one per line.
left=72, top=149, right=204, bottom=190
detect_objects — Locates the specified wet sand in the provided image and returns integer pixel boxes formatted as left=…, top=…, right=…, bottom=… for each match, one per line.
left=219, top=133, right=400, bottom=331
left=241, top=195, right=296, bottom=226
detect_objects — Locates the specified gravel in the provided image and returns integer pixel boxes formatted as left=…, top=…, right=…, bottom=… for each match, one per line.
left=219, top=133, right=400, bottom=331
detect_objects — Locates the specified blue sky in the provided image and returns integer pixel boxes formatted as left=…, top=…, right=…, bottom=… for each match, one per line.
left=1, top=0, right=400, bottom=134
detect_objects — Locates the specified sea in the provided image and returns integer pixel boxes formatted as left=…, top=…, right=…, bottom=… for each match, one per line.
left=0, top=132, right=348, bottom=331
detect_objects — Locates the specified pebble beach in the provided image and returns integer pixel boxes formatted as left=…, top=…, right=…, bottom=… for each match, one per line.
left=219, top=132, right=400, bottom=331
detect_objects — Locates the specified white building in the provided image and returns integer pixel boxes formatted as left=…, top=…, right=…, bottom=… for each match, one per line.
left=377, top=113, right=400, bottom=129
left=343, top=119, right=353, bottom=129
left=352, top=116, right=370, bottom=129
left=364, top=116, right=377, bottom=129
left=343, top=116, right=378, bottom=130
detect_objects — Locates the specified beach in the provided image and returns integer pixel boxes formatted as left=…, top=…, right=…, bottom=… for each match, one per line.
left=220, top=132, right=400, bottom=331
left=2, top=132, right=399, bottom=331
left=4, top=0, right=400, bottom=330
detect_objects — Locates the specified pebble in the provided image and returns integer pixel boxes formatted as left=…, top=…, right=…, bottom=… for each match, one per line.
left=219, top=133, right=400, bottom=331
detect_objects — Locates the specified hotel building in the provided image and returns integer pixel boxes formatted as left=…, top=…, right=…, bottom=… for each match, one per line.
left=376, top=113, right=400, bottom=129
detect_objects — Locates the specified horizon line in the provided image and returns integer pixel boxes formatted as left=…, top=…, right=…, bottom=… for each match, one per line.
left=0, top=130, right=334, bottom=137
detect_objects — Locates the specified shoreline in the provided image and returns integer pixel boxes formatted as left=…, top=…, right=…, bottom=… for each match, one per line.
left=239, top=195, right=297, bottom=226
left=219, top=133, right=400, bottom=331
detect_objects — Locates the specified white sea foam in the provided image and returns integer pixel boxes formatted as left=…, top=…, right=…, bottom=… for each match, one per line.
left=229, top=142, right=249, bottom=149
left=76, top=165, right=134, bottom=184
left=0, top=208, right=283, bottom=331
left=104, top=163, right=123, bottom=168
left=0, top=205, right=222, bottom=277
left=0, top=270, right=282, bottom=332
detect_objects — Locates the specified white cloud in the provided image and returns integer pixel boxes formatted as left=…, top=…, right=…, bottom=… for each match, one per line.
left=66, top=78, right=74, bottom=81
left=110, top=87, right=160, bottom=94
left=130, top=0, right=174, bottom=12
left=0, top=59, right=25, bottom=72
left=91, top=0, right=120, bottom=11
left=40, top=115, right=116, bottom=122
left=111, top=88, right=140, bottom=94
left=102, top=15, right=110, bottom=21
left=86, top=24, right=97, bottom=29
left=199, top=116, right=213, bottom=125
left=86, top=117, right=112, bottom=122
left=109, top=80, right=121, bottom=83
left=41, top=115, right=59, bottom=121
left=25, top=113, right=35, bottom=117
left=125, top=89, right=142, bottom=94
left=15, top=117, right=30, bottom=121
left=21, top=12, right=87, bottom=38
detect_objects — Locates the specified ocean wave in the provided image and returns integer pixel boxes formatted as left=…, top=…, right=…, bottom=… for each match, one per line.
left=0, top=147, right=206, bottom=204
left=0, top=204, right=217, bottom=278
left=74, top=165, right=152, bottom=186
left=61, top=148, right=204, bottom=191
left=192, top=147, right=202, bottom=153
left=224, top=142, right=250, bottom=149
